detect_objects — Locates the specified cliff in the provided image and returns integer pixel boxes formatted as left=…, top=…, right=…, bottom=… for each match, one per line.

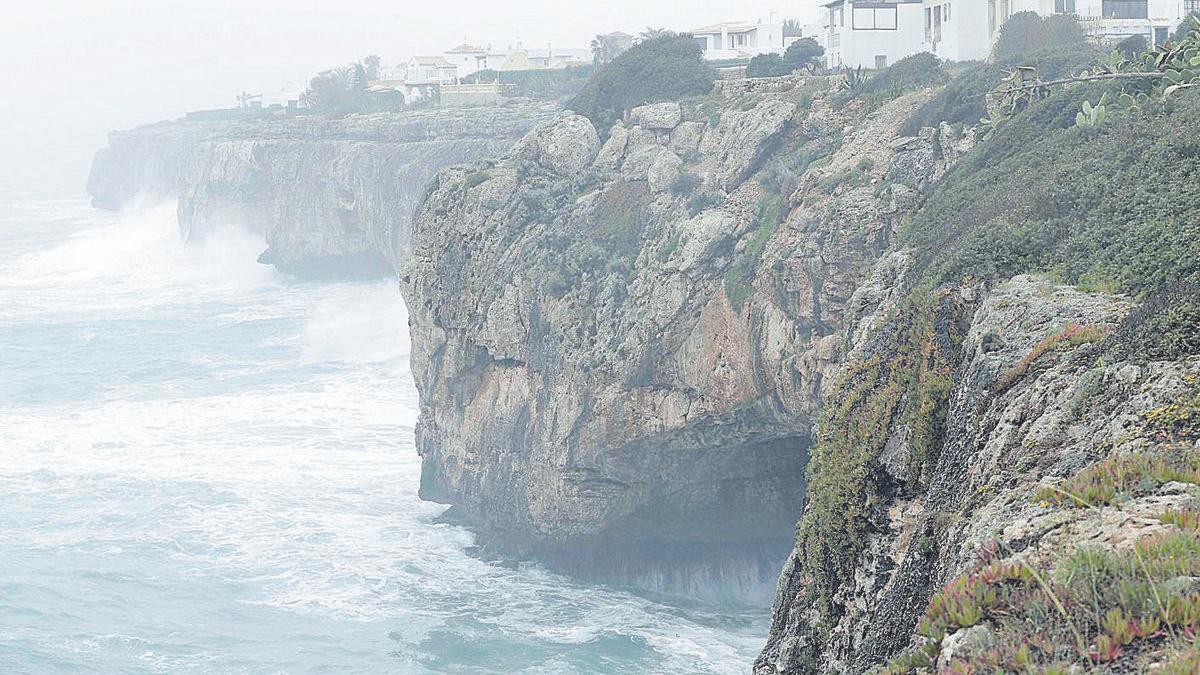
left=403, top=54, right=1200, bottom=671
left=87, top=104, right=559, bottom=275
left=400, top=75, right=968, bottom=599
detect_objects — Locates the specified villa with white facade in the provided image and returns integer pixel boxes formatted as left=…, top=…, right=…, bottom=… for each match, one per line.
left=822, top=1, right=927, bottom=69
left=690, top=21, right=794, bottom=60
left=821, top=0, right=1196, bottom=69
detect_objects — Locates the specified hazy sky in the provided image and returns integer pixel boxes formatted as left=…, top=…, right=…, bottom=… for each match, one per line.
left=1, top=0, right=822, bottom=195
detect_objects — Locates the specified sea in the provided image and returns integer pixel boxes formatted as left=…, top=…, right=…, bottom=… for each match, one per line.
left=0, top=192, right=768, bottom=674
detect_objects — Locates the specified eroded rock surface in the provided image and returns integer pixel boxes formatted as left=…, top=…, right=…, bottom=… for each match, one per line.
left=88, top=104, right=559, bottom=275
left=400, top=80, right=966, bottom=598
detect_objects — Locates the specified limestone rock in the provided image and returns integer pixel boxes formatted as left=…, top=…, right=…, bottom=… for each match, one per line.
left=647, top=150, right=683, bottom=193
left=87, top=103, right=560, bottom=275
left=630, top=101, right=683, bottom=130
left=594, top=123, right=629, bottom=170
left=532, top=114, right=601, bottom=175
left=621, top=145, right=667, bottom=182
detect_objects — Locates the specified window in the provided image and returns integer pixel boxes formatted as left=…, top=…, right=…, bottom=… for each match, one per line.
left=875, top=55, right=888, bottom=69
left=1055, top=0, right=1076, bottom=13
left=945, top=3, right=951, bottom=21
left=933, top=6, right=943, bottom=42
left=1102, top=0, right=1148, bottom=19
left=1186, top=0, right=1199, bottom=11
left=853, top=6, right=898, bottom=30
left=693, top=36, right=708, bottom=51
left=925, top=8, right=933, bottom=41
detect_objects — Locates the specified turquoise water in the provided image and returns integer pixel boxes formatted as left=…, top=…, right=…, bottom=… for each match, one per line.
left=0, top=194, right=766, bottom=673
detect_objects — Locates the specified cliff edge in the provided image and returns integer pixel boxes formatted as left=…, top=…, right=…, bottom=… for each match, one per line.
left=87, top=104, right=558, bottom=275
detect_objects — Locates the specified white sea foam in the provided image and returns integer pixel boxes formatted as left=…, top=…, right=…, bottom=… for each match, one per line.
left=0, top=195, right=767, bottom=674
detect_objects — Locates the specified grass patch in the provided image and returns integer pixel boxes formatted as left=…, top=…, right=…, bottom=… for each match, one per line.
left=1035, top=450, right=1200, bottom=508
left=993, top=323, right=1110, bottom=393
left=887, top=532, right=1200, bottom=672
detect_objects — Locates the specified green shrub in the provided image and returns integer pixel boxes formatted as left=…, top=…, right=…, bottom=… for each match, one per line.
left=462, top=66, right=594, bottom=101
left=747, top=53, right=793, bottom=78
left=591, top=181, right=653, bottom=257
left=1174, top=12, right=1200, bottom=43
left=992, top=12, right=1088, bottom=64
left=784, top=37, right=825, bottom=73
left=900, top=62, right=1003, bottom=135
left=844, top=52, right=947, bottom=111
left=568, top=33, right=716, bottom=133
left=1105, top=280, right=1200, bottom=360
left=1116, top=34, right=1149, bottom=58
left=901, top=87, right=1200, bottom=300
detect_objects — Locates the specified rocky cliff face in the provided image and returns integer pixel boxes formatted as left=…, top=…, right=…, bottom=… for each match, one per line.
left=400, top=77, right=969, bottom=599
left=88, top=104, right=558, bottom=275
left=404, top=64, right=1200, bottom=669
left=754, top=272, right=1199, bottom=672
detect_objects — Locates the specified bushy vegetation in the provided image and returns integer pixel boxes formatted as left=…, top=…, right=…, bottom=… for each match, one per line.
left=887, top=530, right=1200, bottom=672
left=1106, top=281, right=1200, bottom=361
left=747, top=53, right=795, bottom=78
left=992, top=12, right=1088, bottom=63
left=1175, top=12, right=1200, bottom=43
left=746, top=38, right=826, bottom=78
left=301, top=55, right=403, bottom=115
left=785, top=38, right=825, bottom=73
left=798, top=290, right=962, bottom=617
left=461, top=66, right=594, bottom=101
left=590, top=181, right=654, bottom=258
left=841, top=52, right=947, bottom=111
left=901, top=87, right=1200, bottom=300
left=568, top=33, right=716, bottom=133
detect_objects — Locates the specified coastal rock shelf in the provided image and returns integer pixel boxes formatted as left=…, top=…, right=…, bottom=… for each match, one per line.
left=87, top=104, right=559, bottom=276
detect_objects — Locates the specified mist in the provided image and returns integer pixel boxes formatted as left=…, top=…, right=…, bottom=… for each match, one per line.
left=0, top=0, right=821, bottom=194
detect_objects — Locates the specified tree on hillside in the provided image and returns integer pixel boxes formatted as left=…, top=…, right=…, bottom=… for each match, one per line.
left=784, top=37, right=825, bottom=73
left=362, top=54, right=381, bottom=80
left=747, top=53, right=793, bottom=78
left=301, top=56, right=396, bottom=115
left=568, top=33, right=716, bottom=133
left=303, top=66, right=359, bottom=111
left=992, top=11, right=1087, bottom=63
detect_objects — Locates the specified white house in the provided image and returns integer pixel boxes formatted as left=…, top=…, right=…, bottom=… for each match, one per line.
left=926, top=0, right=1197, bottom=61
left=690, top=21, right=790, bottom=60
left=823, top=0, right=927, bottom=69
left=922, top=1, right=992, bottom=61
left=845, top=0, right=1199, bottom=66
left=1031, top=0, right=1194, bottom=46
left=405, top=56, right=459, bottom=84
left=443, top=44, right=494, bottom=78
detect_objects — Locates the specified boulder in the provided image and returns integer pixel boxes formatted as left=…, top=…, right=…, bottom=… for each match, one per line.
left=668, top=121, right=706, bottom=158
left=594, top=124, right=630, bottom=170
left=622, top=145, right=668, bottom=182
left=709, top=100, right=796, bottom=190
left=648, top=151, right=683, bottom=193
left=630, top=102, right=683, bottom=130
left=533, top=115, right=601, bottom=175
